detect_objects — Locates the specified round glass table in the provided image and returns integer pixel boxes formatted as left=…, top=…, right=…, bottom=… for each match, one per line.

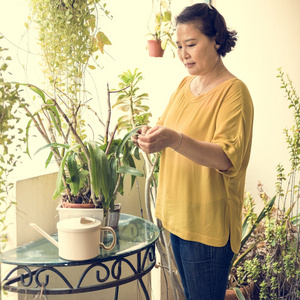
left=1, top=214, right=160, bottom=299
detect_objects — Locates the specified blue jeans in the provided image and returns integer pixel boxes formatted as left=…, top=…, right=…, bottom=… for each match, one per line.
left=170, top=233, right=234, bottom=300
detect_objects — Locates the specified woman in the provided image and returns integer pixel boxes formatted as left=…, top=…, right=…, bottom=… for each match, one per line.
left=134, top=3, right=253, bottom=299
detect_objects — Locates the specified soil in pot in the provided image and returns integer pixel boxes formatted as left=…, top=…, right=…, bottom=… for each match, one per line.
left=61, top=202, right=96, bottom=209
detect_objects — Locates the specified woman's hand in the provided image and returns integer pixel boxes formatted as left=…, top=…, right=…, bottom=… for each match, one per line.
left=133, top=125, right=232, bottom=170
left=136, top=125, right=181, bottom=154
left=131, top=125, right=151, bottom=147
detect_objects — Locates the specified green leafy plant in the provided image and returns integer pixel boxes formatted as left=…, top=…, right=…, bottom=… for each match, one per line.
left=21, top=83, right=143, bottom=214
left=228, top=70, right=300, bottom=300
left=226, top=186, right=275, bottom=300
left=230, top=191, right=276, bottom=274
left=1, top=1, right=144, bottom=218
left=26, top=0, right=112, bottom=143
left=21, top=0, right=114, bottom=209
left=113, top=68, right=151, bottom=133
left=0, top=36, right=27, bottom=250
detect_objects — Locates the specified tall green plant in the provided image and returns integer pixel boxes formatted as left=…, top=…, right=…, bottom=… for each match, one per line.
left=257, top=69, right=300, bottom=299
left=24, top=83, right=143, bottom=212
left=231, top=70, right=300, bottom=300
left=2, top=1, right=144, bottom=215
left=17, top=0, right=116, bottom=206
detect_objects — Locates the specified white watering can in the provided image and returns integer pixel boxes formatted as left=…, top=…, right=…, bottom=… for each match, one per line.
left=30, top=217, right=116, bottom=261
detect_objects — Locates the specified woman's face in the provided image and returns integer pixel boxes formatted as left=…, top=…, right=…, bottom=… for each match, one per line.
left=176, top=23, right=219, bottom=76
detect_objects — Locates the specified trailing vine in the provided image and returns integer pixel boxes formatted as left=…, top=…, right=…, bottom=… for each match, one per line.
left=0, top=35, right=26, bottom=251
left=27, top=0, right=112, bottom=142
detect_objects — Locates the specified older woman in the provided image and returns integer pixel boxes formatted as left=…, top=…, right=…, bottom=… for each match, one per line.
left=134, top=3, right=254, bottom=299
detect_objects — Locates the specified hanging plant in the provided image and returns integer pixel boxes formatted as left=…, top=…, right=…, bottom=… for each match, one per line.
left=147, top=0, right=176, bottom=57
left=27, top=0, right=112, bottom=140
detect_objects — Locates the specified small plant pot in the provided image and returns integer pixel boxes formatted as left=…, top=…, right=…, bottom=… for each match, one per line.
left=57, top=202, right=121, bottom=228
left=225, top=282, right=255, bottom=300
left=147, top=40, right=164, bottom=57
left=109, top=203, right=122, bottom=229
left=57, top=202, right=105, bottom=223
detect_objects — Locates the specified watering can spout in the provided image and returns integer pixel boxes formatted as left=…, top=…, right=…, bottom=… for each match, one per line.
left=30, top=223, right=59, bottom=248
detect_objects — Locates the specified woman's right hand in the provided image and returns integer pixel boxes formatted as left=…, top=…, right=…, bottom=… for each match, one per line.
left=136, top=125, right=181, bottom=154
left=131, top=125, right=151, bottom=147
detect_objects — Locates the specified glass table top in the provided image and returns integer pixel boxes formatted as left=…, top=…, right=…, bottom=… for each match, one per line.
left=0, top=214, right=160, bottom=267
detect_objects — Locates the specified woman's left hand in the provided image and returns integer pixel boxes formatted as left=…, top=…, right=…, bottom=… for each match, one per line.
left=137, top=125, right=181, bottom=154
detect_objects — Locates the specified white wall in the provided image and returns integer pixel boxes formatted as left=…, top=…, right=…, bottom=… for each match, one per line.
left=213, top=0, right=300, bottom=204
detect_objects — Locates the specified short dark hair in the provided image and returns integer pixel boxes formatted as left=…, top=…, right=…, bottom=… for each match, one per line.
left=175, top=3, right=237, bottom=57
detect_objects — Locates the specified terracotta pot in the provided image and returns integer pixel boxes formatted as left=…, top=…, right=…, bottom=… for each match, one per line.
left=225, top=283, right=255, bottom=300
left=147, top=40, right=164, bottom=57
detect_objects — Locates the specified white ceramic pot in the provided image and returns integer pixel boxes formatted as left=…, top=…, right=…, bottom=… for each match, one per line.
left=30, top=217, right=116, bottom=261
left=57, top=203, right=105, bottom=223
left=57, top=203, right=122, bottom=228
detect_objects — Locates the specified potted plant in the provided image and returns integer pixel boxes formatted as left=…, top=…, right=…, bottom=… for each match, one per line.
left=2, top=0, right=144, bottom=227
left=226, top=187, right=275, bottom=300
left=226, top=69, right=300, bottom=300
left=19, top=79, right=143, bottom=226
left=147, top=0, right=176, bottom=57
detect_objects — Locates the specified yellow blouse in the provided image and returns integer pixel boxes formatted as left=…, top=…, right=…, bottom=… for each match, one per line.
left=155, top=76, right=254, bottom=253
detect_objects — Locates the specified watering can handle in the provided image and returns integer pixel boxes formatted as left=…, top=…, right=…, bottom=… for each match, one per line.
left=30, top=223, right=59, bottom=248
left=100, top=226, right=117, bottom=251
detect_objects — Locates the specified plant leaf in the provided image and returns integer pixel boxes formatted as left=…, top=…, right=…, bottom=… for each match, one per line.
left=16, top=83, right=46, bottom=102
left=34, top=143, right=69, bottom=156
left=116, top=126, right=142, bottom=157
left=118, top=166, right=143, bottom=177
left=240, top=195, right=276, bottom=249
left=233, top=288, right=246, bottom=300
left=67, top=152, right=80, bottom=195
left=52, top=145, right=80, bottom=199
left=87, top=142, right=103, bottom=198
left=94, top=31, right=111, bottom=54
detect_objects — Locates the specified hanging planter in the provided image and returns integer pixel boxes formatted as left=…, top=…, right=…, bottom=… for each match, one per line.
left=146, top=0, right=176, bottom=58
left=147, top=40, right=165, bottom=57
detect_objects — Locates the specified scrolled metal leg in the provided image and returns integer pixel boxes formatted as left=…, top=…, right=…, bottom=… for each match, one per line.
left=3, top=266, right=34, bottom=287
left=1, top=243, right=157, bottom=297
left=35, top=267, right=73, bottom=289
